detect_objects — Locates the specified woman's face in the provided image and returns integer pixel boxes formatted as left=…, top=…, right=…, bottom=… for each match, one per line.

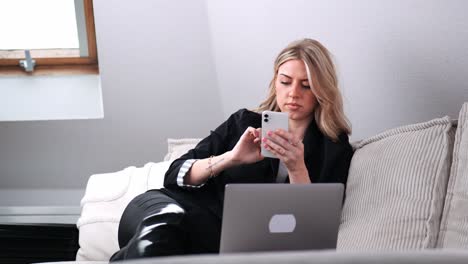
left=275, top=59, right=317, bottom=123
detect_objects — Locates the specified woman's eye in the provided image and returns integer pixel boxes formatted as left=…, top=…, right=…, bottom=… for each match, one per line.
left=302, top=85, right=311, bottom=89
left=280, top=81, right=290, bottom=85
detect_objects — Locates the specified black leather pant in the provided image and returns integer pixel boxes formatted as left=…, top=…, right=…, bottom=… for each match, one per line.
left=109, top=189, right=221, bottom=261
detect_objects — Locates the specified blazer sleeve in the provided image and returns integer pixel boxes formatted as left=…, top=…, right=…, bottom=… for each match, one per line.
left=163, top=109, right=247, bottom=189
left=319, top=133, right=354, bottom=185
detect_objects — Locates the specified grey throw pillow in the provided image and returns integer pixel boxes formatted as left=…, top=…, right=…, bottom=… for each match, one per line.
left=338, top=116, right=456, bottom=250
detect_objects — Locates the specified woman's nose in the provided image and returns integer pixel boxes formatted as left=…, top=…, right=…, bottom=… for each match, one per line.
left=288, top=82, right=301, bottom=98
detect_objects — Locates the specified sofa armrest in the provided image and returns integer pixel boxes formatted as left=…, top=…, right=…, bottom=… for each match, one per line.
left=76, top=161, right=170, bottom=261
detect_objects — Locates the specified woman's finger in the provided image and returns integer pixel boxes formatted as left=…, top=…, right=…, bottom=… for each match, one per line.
left=264, top=142, right=282, bottom=157
left=263, top=138, right=286, bottom=156
left=274, top=129, right=301, bottom=147
left=254, top=128, right=261, bottom=137
left=244, top=127, right=256, bottom=138
left=247, top=127, right=262, bottom=138
left=267, top=130, right=295, bottom=150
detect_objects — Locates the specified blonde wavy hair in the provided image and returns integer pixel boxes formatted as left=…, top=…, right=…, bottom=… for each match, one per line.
left=256, top=38, right=351, bottom=141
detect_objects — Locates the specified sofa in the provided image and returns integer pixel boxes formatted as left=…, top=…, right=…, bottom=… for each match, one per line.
left=72, top=102, right=468, bottom=263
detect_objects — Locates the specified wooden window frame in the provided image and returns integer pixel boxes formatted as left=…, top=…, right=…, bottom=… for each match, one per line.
left=0, top=0, right=98, bottom=76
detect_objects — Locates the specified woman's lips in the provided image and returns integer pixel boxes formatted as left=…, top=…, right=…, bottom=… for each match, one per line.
left=286, top=103, right=301, bottom=110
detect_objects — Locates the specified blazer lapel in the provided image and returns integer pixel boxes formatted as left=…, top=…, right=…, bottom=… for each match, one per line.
left=302, top=119, right=321, bottom=161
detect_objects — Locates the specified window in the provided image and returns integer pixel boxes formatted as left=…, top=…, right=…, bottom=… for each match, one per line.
left=0, top=0, right=98, bottom=75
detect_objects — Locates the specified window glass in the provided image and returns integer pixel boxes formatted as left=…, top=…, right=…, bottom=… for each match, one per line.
left=0, top=0, right=80, bottom=58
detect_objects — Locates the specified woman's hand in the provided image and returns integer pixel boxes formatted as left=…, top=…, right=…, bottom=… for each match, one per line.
left=262, top=129, right=310, bottom=183
left=230, top=127, right=263, bottom=165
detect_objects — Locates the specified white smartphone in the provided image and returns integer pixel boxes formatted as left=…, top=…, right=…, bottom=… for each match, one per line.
left=261, top=111, right=289, bottom=159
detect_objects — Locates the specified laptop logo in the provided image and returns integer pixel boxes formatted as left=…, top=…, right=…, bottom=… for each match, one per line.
left=268, top=214, right=296, bottom=233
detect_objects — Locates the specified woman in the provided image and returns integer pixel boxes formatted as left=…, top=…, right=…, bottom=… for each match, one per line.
left=110, top=38, right=353, bottom=261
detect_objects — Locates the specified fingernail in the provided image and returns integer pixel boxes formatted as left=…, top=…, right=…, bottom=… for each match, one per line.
left=267, top=131, right=272, bottom=136
left=262, top=138, right=267, bottom=142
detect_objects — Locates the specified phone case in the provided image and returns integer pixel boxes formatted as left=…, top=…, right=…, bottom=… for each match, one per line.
left=261, top=111, right=289, bottom=158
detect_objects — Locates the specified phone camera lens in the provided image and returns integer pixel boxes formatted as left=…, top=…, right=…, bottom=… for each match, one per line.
left=264, top=114, right=269, bottom=118
left=264, top=119, right=268, bottom=122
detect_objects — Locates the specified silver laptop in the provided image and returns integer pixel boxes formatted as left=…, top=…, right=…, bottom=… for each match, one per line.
left=220, top=183, right=344, bottom=253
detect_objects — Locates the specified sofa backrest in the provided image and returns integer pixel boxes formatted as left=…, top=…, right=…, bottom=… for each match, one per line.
left=438, top=102, right=468, bottom=248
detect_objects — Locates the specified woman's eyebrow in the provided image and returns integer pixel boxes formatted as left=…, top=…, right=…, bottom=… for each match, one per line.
left=279, top=73, right=308, bottom=82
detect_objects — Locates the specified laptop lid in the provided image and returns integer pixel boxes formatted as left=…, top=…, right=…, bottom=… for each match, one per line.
left=220, top=183, right=344, bottom=253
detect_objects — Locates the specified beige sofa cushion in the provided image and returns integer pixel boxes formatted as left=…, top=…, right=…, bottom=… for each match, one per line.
left=338, top=116, right=455, bottom=250
left=163, top=138, right=202, bottom=162
left=438, top=102, right=468, bottom=248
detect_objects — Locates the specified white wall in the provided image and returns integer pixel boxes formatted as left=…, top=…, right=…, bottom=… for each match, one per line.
left=206, top=0, right=468, bottom=140
left=1, top=0, right=468, bottom=193
left=0, top=0, right=222, bottom=190
left=0, top=75, right=103, bottom=121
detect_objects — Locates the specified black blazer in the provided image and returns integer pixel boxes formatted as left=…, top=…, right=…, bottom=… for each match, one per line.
left=161, top=109, right=353, bottom=218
